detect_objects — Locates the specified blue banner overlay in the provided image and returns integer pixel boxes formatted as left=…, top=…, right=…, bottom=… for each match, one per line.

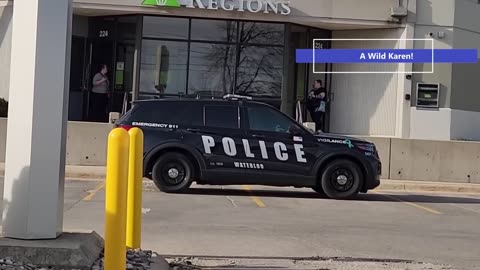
left=296, top=49, right=478, bottom=63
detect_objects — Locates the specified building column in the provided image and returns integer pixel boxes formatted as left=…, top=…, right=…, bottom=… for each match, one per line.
left=280, top=23, right=293, bottom=116
left=2, top=0, right=73, bottom=239
left=395, top=23, right=414, bottom=138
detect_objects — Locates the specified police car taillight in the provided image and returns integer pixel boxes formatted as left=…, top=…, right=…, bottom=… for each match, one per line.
left=119, top=124, right=134, bottom=131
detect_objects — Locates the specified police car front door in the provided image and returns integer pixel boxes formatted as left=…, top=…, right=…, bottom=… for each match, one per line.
left=244, top=106, right=317, bottom=186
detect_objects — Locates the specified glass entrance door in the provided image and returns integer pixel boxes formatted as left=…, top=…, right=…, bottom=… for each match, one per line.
left=70, top=15, right=140, bottom=123
left=290, top=25, right=308, bottom=121
left=307, top=29, right=332, bottom=132
left=289, top=25, right=332, bottom=132
left=112, top=41, right=135, bottom=114
left=68, top=36, right=89, bottom=121
left=88, top=39, right=115, bottom=122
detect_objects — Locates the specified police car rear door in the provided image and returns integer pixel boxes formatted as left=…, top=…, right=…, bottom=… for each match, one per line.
left=243, top=104, right=317, bottom=186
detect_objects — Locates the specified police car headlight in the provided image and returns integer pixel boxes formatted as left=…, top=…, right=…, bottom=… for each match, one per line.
left=356, top=143, right=378, bottom=158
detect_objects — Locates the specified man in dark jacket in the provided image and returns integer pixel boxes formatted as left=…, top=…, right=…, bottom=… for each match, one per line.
left=306, top=80, right=327, bottom=132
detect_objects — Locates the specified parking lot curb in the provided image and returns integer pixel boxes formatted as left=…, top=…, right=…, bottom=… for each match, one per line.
left=64, top=165, right=106, bottom=180
left=377, top=179, right=480, bottom=193
left=0, top=163, right=107, bottom=180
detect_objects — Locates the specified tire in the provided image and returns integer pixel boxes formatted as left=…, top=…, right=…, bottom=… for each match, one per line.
left=320, top=159, right=363, bottom=200
left=151, top=152, right=194, bottom=193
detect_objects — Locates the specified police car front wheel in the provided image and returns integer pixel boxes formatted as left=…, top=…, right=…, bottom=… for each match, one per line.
left=152, top=152, right=193, bottom=193
left=320, top=159, right=363, bottom=200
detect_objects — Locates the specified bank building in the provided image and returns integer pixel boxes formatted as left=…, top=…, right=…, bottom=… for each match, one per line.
left=0, top=0, right=479, bottom=141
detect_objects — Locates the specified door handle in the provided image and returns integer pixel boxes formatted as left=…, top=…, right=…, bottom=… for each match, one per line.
left=252, top=134, right=266, bottom=139
left=187, top=128, right=218, bottom=135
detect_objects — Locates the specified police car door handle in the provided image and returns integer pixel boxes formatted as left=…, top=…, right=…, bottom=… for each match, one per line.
left=252, top=134, right=266, bottom=139
left=187, top=128, right=201, bottom=133
left=187, top=128, right=217, bottom=135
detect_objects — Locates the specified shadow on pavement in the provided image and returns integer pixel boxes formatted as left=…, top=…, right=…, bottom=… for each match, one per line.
left=361, top=193, right=480, bottom=204
left=162, top=254, right=414, bottom=263
left=186, top=188, right=324, bottom=199
left=182, top=187, right=480, bottom=204
left=163, top=254, right=418, bottom=270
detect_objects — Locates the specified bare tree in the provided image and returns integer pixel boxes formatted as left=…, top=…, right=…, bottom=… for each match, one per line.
left=198, top=22, right=284, bottom=97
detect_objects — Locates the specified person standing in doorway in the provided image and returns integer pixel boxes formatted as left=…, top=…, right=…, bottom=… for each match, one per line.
left=306, top=79, right=327, bottom=132
left=91, top=64, right=110, bottom=122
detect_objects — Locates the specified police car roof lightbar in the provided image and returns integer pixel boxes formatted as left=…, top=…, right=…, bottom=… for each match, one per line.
left=222, top=94, right=253, bottom=101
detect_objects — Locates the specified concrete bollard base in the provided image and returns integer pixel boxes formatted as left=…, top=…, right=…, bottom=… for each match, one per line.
left=0, top=230, right=103, bottom=270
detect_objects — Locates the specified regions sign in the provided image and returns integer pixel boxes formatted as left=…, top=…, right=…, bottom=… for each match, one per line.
left=143, top=0, right=291, bottom=15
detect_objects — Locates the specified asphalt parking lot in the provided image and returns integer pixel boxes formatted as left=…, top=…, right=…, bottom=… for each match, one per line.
left=1, top=177, right=480, bottom=269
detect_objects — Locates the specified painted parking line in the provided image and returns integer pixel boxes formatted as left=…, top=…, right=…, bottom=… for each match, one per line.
left=242, top=185, right=267, bottom=208
left=372, top=191, right=442, bottom=215
left=83, top=182, right=105, bottom=201
left=220, top=186, right=239, bottom=208
left=449, top=203, right=480, bottom=214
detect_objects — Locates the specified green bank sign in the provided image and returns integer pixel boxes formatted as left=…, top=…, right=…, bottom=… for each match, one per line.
left=142, top=0, right=291, bottom=15
left=143, top=0, right=180, bottom=7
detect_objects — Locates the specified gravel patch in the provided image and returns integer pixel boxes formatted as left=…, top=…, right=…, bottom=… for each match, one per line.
left=0, top=257, right=69, bottom=270
left=91, top=249, right=154, bottom=270
left=168, top=257, right=202, bottom=270
left=0, top=249, right=154, bottom=270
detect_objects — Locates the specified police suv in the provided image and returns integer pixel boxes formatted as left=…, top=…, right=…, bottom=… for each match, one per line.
left=116, top=95, right=381, bottom=200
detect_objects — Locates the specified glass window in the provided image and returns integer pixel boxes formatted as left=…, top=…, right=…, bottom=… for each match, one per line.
left=131, top=101, right=203, bottom=126
left=139, top=40, right=188, bottom=95
left=235, top=45, right=283, bottom=97
left=205, top=105, right=238, bottom=129
left=70, top=36, right=85, bottom=91
left=239, top=22, right=284, bottom=45
left=188, top=43, right=236, bottom=97
left=247, top=106, right=297, bottom=133
left=191, top=19, right=237, bottom=42
left=143, top=16, right=189, bottom=39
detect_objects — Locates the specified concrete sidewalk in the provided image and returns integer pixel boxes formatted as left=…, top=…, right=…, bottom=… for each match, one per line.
left=1, top=163, right=480, bottom=194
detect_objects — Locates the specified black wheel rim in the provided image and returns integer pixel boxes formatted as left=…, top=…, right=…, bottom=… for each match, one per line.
left=161, top=161, right=186, bottom=186
left=330, top=168, right=355, bottom=192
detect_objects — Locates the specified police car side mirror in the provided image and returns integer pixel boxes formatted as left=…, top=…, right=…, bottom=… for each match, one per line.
left=288, top=125, right=304, bottom=136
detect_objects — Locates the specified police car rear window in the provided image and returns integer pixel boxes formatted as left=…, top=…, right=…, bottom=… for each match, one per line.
left=204, top=105, right=239, bottom=129
left=131, top=102, right=203, bottom=126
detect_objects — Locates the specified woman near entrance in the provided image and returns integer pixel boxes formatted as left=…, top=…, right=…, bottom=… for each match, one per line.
left=306, top=79, right=327, bottom=132
left=90, top=64, right=110, bottom=122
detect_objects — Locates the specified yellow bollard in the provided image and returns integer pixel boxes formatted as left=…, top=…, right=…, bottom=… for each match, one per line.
left=126, top=127, right=144, bottom=249
left=104, top=128, right=130, bottom=270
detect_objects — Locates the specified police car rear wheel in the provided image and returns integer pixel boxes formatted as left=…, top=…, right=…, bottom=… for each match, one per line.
left=320, top=159, right=362, bottom=200
left=152, top=153, right=193, bottom=193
